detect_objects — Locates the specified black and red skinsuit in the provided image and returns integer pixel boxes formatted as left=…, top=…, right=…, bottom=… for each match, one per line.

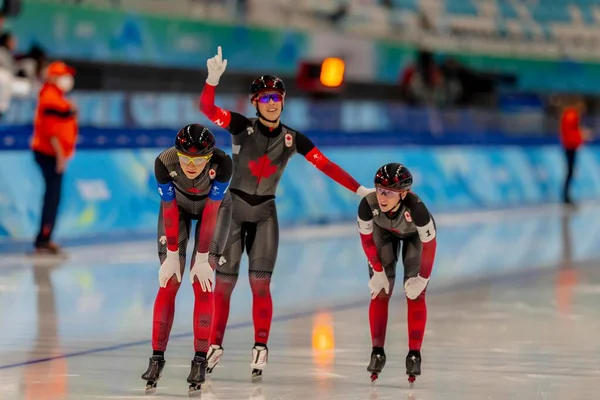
left=199, top=82, right=366, bottom=349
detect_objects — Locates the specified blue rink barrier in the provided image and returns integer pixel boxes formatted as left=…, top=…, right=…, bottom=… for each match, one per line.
left=1, top=145, right=600, bottom=245
left=0, top=125, right=562, bottom=151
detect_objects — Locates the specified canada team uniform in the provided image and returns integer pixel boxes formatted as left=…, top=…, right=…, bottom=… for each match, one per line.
left=198, top=46, right=372, bottom=379
left=357, top=163, right=437, bottom=387
left=141, top=124, right=233, bottom=396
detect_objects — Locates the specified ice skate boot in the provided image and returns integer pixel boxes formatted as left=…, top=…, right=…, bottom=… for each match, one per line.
left=141, top=355, right=165, bottom=394
left=406, top=350, right=421, bottom=388
left=367, top=350, right=386, bottom=382
left=250, top=344, right=268, bottom=381
left=206, top=344, right=224, bottom=374
left=187, top=355, right=207, bottom=397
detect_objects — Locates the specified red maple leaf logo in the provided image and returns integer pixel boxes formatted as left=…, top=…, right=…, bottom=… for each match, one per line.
left=248, top=154, right=277, bottom=184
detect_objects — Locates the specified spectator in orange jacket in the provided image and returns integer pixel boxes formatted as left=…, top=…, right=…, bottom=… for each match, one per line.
left=560, top=99, right=592, bottom=205
left=30, top=61, right=77, bottom=255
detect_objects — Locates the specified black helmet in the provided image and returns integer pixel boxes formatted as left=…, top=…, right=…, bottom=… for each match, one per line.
left=374, top=163, right=413, bottom=190
left=249, top=75, right=286, bottom=99
left=175, top=124, right=215, bottom=156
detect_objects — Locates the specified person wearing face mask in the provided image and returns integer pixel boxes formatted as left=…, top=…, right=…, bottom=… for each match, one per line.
left=30, top=61, right=77, bottom=256
left=356, top=163, right=437, bottom=387
left=142, top=124, right=233, bottom=396
left=198, top=46, right=373, bottom=379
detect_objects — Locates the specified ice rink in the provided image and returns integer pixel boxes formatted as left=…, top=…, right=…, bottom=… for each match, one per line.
left=1, top=204, right=600, bottom=399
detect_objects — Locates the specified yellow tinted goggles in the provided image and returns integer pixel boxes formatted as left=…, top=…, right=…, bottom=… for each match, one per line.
left=177, top=152, right=212, bottom=166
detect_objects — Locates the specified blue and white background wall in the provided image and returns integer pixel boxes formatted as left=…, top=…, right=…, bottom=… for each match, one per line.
left=2, top=93, right=600, bottom=246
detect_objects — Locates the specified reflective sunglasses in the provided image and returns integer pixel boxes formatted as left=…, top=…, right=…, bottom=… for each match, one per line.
left=177, top=152, right=212, bottom=166
left=376, top=186, right=407, bottom=197
left=257, top=93, right=283, bottom=104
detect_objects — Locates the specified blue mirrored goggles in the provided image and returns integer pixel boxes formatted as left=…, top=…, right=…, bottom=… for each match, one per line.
left=256, top=93, right=284, bottom=103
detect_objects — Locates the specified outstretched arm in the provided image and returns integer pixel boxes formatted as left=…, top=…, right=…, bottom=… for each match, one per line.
left=196, top=154, right=233, bottom=254
left=296, top=132, right=371, bottom=196
left=155, top=158, right=179, bottom=252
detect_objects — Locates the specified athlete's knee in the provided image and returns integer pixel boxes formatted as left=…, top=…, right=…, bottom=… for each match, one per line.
left=215, top=270, right=239, bottom=295
left=375, top=277, right=395, bottom=301
left=249, top=271, right=272, bottom=297
left=373, top=290, right=392, bottom=301
left=159, top=277, right=182, bottom=296
left=405, top=288, right=427, bottom=302
left=191, top=279, right=213, bottom=298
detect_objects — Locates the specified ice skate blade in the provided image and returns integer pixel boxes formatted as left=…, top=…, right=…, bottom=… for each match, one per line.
left=188, top=383, right=202, bottom=397
left=144, top=382, right=157, bottom=395
left=251, top=369, right=263, bottom=382
left=370, top=372, right=379, bottom=383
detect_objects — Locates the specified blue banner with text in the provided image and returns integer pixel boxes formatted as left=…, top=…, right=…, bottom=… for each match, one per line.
left=1, top=145, right=599, bottom=245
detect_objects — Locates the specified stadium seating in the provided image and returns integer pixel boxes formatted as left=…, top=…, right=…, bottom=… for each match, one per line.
left=29, top=0, right=600, bottom=64
left=36, top=0, right=599, bottom=42
left=419, top=0, right=598, bottom=43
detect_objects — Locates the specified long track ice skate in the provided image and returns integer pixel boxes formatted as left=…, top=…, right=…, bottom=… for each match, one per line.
left=251, top=345, right=268, bottom=382
left=141, top=355, right=165, bottom=394
left=405, top=350, right=421, bottom=388
left=367, top=352, right=386, bottom=383
left=187, top=356, right=207, bottom=397
left=206, top=344, right=224, bottom=374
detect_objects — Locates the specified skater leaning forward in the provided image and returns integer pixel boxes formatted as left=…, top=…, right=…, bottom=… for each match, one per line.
left=141, top=124, right=233, bottom=396
left=357, top=163, right=437, bottom=387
